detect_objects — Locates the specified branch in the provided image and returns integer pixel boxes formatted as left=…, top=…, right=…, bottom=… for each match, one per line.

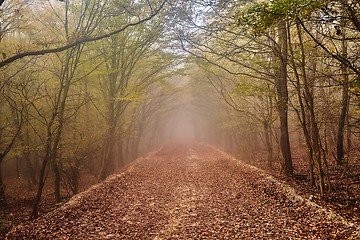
left=342, top=0, right=360, bottom=32
left=0, top=105, right=23, bottom=163
left=298, top=18, right=360, bottom=76
left=180, top=39, right=273, bottom=83
left=0, top=0, right=168, bottom=68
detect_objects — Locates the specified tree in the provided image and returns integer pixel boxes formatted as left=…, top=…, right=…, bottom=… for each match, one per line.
left=0, top=93, right=23, bottom=208
left=293, top=0, right=359, bottom=166
left=177, top=0, right=292, bottom=172
left=0, top=0, right=169, bottom=68
left=288, top=22, right=328, bottom=194
left=274, top=20, right=293, bottom=175
left=30, top=0, right=121, bottom=218
left=97, top=30, right=178, bottom=179
left=0, top=0, right=35, bottom=208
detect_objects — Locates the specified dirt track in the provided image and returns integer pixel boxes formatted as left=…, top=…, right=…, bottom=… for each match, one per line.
left=6, top=143, right=360, bottom=239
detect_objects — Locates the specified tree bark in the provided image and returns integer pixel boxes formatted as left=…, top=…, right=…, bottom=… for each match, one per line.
left=263, top=121, right=273, bottom=168
left=53, top=159, right=62, bottom=203
left=17, top=112, right=38, bottom=186
left=336, top=17, right=349, bottom=165
left=275, top=20, right=293, bottom=176
left=0, top=157, right=6, bottom=208
left=99, top=124, right=116, bottom=181
left=31, top=132, right=52, bottom=219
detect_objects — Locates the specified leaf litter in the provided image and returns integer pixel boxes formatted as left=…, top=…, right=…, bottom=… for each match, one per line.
left=6, top=143, right=360, bottom=239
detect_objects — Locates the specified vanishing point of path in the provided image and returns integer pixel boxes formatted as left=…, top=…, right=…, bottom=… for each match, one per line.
left=6, top=143, right=360, bottom=239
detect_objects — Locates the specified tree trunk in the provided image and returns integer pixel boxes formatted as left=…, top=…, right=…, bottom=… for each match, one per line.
left=336, top=19, right=349, bottom=165
left=296, top=22, right=326, bottom=196
left=51, top=62, right=73, bottom=203
left=99, top=38, right=119, bottom=180
left=31, top=135, right=52, bottom=219
left=0, top=105, right=23, bottom=208
left=21, top=126, right=37, bottom=186
left=118, top=136, right=124, bottom=167
left=53, top=159, right=61, bottom=203
left=0, top=158, right=6, bottom=208
left=31, top=45, right=76, bottom=217
left=100, top=124, right=116, bottom=181
left=131, top=120, right=144, bottom=160
left=263, top=121, right=273, bottom=168
left=275, top=20, right=293, bottom=176
left=70, top=165, right=80, bottom=195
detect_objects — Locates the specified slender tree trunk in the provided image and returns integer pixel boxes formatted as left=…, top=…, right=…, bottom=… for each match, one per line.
left=52, top=159, right=61, bottom=203
left=124, top=130, right=131, bottom=162
left=0, top=104, right=23, bottom=208
left=289, top=22, right=316, bottom=188
left=131, top=131, right=142, bottom=160
left=149, top=117, right=161, bottom=151
left=51, top=55, right=73, bottom=204
left=32, top=44, right=77, bottom=217
left=264, top=121, right=273, bottom=168
left=275, top=20, right=293, bottom=175
left=19, top=120, right=37, bottom=186
left=100, top=124, right=116, bottom=181
left=70, top=164, right=80, bottom=195
left=24, top=144, right=37, bottom=186
left=118, top=136, right=124, bottom=167
left=32, top=100, right=68, bottom=217
left=346, top=118, right=351, bottom=161
left=99, top=56, right=124, bottom=178
left=266, top=94, right=274, bottom=168
left=100, top=38, right=119, bottom=180
left=0, top=158, right=6, bottom=208
left=131, top=109, right=146, bottom=160
left=31, top=132, right=52, bottom=219
left=296, top=22, right=326, bottom=196
left=336, top=21, right=349, bottom=165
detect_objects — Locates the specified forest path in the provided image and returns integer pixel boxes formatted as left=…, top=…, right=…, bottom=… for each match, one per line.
left=6, top=143, right=359, bottom=239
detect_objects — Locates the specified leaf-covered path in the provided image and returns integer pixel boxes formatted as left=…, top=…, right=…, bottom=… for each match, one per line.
left=6, top=143, right=359, bottom=239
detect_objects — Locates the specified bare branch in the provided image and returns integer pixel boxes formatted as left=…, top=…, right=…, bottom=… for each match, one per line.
left=0, top=0, right=168, bottom=68
left=298, top=18, right=360, bottom=76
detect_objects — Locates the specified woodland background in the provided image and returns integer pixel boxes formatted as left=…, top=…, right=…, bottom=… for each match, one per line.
left=0, top=0, right=359, bottom=236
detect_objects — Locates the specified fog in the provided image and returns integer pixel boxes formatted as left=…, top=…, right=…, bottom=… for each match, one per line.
left=164, top=110, right=198, bottom=142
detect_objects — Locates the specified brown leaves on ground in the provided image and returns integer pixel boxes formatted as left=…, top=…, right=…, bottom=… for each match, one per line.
left=6, top=143, right=360, bottom=239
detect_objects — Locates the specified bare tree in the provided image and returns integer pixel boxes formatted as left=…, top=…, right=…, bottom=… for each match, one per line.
left=0, top=0, right=169, bottom=68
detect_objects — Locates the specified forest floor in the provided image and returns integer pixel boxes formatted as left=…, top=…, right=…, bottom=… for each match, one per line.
left=4, top=143, right=360, bottom=239
left=249, top=144, right=360, bottom=226
left=0, top=171, right=98, bottom=238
